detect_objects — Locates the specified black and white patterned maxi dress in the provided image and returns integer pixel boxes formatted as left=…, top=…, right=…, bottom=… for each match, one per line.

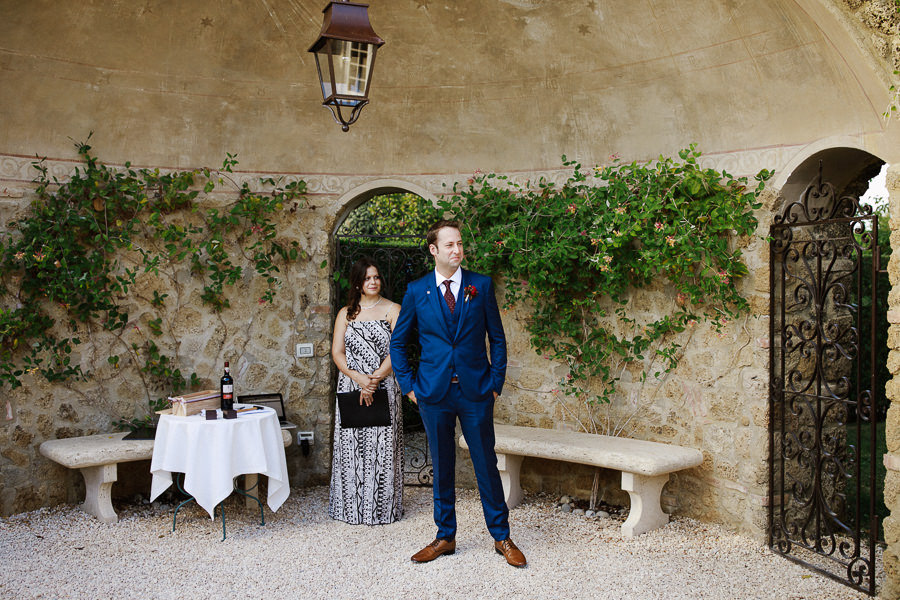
left=328, top=319, right=404, bottom=525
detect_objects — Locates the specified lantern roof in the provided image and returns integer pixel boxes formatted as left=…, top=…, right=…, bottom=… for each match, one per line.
left=308, top=2, right=384, bottom=53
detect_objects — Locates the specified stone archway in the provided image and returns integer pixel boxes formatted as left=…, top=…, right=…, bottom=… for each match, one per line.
left=329, top=180, right=443, bottom=486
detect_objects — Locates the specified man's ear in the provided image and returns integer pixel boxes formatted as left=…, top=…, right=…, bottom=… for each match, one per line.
left=428, top=244, right=438, bottom=258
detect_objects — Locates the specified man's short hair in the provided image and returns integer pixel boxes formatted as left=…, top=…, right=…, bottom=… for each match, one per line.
left=426, top=219, right=461, bottom=247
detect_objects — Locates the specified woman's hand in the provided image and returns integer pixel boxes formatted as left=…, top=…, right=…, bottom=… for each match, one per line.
left=360, top=390, right=374, bottom=406
left=351, top=372, right=377, bottom=392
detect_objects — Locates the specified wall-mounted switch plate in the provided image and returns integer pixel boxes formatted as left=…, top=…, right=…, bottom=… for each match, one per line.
left=295, top=343, right=314, bottom=358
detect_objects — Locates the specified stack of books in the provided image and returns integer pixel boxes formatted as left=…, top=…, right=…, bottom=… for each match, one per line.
left=166, top=389, right=221, bottom=417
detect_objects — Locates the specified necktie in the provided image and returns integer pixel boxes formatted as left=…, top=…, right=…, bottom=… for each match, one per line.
left=443, top=280, right=455, bottom=314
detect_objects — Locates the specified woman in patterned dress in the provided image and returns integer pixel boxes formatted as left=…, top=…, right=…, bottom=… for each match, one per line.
left=329, top=257, right=404, bottom=524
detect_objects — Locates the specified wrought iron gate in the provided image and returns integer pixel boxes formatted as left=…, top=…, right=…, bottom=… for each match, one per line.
left=768, top=164, right=881, bottom=595
left=335, top=234, right=434, bottom=486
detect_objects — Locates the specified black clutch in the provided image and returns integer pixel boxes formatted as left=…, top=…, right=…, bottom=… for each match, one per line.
left=337, top=388, right=391, bottom=428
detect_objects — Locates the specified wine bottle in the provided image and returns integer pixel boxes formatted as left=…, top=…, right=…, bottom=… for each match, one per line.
left=220, top=361, right=234, bottom=411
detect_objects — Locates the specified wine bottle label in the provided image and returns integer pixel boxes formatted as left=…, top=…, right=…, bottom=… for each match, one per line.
left=222, top=384, right=233, bottom=399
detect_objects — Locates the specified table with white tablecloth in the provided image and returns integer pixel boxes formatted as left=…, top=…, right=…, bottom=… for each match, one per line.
left=149, top=405, right=289, bottom=518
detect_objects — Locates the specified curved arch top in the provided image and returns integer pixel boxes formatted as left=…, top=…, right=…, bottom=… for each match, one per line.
left=331, top=178, right=443, bottom=237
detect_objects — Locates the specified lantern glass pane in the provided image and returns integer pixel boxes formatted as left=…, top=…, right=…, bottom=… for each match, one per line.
left=330, top=39, right=373, bottom=105
left=313, top=49, right=335, bottom=102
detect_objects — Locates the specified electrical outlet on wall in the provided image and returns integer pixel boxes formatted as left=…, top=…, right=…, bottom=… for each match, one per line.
left=295, top=343, right=314, bottom=358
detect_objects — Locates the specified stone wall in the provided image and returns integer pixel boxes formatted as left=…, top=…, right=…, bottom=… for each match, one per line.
left=0, top=157, right=776, bottom=537
left=492, top=190, right=777, bottom=536
left=0, top=180, right=342, bottom=514
left=879, top=165, right=900, bottom=599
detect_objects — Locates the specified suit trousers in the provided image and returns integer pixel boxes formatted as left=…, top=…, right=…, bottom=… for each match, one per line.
left=417, top=382, right=510, bottom=542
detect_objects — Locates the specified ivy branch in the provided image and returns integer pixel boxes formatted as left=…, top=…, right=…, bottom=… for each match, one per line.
left=442, top=145, right=773, bottom=408
left=0, top=137, right=307, bottom=428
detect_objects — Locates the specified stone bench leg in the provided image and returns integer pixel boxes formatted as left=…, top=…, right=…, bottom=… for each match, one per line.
left=620, top=472, right=669, bottom=537
left=496, top=453, right=524, bottom=509
left=80, top=464, right=119, bottom=524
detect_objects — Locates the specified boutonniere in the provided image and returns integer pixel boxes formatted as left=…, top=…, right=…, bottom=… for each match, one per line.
left=464, top=285, right=478, bottom=302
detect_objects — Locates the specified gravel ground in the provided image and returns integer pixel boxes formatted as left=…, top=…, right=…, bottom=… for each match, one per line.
left=0, top=486, right=878, bottom=600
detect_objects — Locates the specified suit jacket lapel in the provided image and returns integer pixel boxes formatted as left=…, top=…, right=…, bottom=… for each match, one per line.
left=427, top=277, right=452, bottom=339
left=453, top=269, right=469, bottom=341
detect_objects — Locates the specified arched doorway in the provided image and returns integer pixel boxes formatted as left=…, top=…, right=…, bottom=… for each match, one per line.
left=332, top=185, right=442, bottom=486
left=768, top=147, right=887, bottom=595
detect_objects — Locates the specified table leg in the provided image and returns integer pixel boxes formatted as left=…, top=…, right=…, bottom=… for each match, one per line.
left=217, top=501, right=226, bottom=541
left=172, top=473, right=194, bottom=533
left=234, top=475, right=264, bottom=526
left=170, top=473, right=228, bottom=540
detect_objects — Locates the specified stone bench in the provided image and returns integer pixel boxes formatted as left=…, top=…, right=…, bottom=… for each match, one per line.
left=459, top=423, right=703, bottom=537
left=39, top=429, right=291, bottom=523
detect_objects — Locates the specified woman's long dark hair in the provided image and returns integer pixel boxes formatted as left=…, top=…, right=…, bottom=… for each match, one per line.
left=346, top=257, right=381, bottom=321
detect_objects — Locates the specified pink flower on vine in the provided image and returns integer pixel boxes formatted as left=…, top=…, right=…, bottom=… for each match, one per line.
left=613, top=229, right=621, bottom=236
left=717, top=269, right=730, bottom=284
left=609, top=153, right=621, bottom=161
left=614, top=206, right=626, bottom=215
left=666, top=236, right=676, bottom=247
left=14, top=252, right=24, bottom=260
left=33, top=251, right=45, bottom=262
left=258, top=297, right=267, bottom=305
left=250, top=224, right=264, bottom=234
left=687, top=319, right=698, bottom=327
left=603, top=255, right=612, bottom=264
left=567, top=204, right=577, bottom=214
left=654, top=222, right=664, bottom=231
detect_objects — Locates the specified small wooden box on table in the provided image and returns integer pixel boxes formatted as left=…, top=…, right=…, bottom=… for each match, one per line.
left=459, top=423, right=703, bottom=537
left=166, top=389, right=221, bottom=417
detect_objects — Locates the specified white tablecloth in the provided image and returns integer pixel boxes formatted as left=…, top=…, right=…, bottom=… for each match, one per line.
left=149, top=405, right=289, bottom=518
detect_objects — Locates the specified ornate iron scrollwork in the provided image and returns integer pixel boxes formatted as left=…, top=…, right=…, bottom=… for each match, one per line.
left=335, top=234, right=434, bottom=486
left=768, top=163, right=880, bottom=595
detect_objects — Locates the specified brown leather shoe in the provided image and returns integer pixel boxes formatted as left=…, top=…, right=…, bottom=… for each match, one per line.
left=494, top=538, right=527, bottom=567
left=411, top=538, right=456, bottom=563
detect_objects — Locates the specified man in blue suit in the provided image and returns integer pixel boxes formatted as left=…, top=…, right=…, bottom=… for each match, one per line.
left=389, top=220, right=526, bottom=568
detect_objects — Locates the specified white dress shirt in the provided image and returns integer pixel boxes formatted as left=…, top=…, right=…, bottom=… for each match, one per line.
left=434, top=268, right=462, bottom=299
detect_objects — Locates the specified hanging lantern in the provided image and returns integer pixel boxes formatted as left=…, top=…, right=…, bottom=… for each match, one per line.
left=309, top=2, right=385, bottom=132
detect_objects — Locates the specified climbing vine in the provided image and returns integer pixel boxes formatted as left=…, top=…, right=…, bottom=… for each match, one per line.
left=442, top=146, right=773, bottom=408
left=0, top=136, right=306, bottom=425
